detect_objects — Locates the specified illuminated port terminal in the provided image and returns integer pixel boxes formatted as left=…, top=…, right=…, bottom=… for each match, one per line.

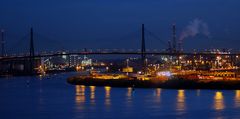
left=67, top=48, right=240, bottom=89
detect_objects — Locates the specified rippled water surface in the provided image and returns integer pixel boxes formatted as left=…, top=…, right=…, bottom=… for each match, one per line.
left=0, top=72, right=240, bottom=119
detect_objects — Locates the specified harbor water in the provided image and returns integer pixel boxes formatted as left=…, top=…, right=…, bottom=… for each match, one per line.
left=0, top=72, right=240, bottom=119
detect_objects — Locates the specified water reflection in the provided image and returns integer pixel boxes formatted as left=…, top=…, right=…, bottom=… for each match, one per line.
left=235, top=90, right=240, bottom=108
left=213, top=91, right=225, bottom=110
left=155, top=88, right=161, bottom=103
left=176, top=90, right=186, bottom=112
left=38, top=75, right=43, bottom=80
left=75, top=85, right=86, bottom=111
left=104, top=86, right=111, bottom=106
left=90, top=86, right=96, bottom=104
left=196, top=89, right=201, bottom=97
left=126, top=87, right=133, bottom=101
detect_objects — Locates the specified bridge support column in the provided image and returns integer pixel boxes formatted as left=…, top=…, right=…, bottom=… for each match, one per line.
left=1, top=29, right=5, bottom=57
left=29, top=28, right=35, bottom=75
left=141, top=24, right=146, bottom=74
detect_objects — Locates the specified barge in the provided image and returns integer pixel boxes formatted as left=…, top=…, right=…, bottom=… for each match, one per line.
left=67, top=74, right=240, bottom=90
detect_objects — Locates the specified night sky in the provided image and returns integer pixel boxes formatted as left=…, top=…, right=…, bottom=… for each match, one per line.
left=1, top=0, right=240, bottom=53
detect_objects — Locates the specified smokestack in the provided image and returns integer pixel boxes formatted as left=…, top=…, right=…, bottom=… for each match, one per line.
left=172, top=24, right=176, bottom=52
left=178, top=41, right=182, bottom=53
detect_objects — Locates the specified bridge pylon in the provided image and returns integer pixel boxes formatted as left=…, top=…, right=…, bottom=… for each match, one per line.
left=29, top=27, right=35, bottom=75
left=1, top=29, right=5, bottom=57
left=141, top=24, right=146, bottom=74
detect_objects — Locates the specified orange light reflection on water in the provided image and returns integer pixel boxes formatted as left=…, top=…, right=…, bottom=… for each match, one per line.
left=156, top=88, right=161, bottom=97
left=75, top=85, right=86, bottom=111
left=235, top=90, right=240, bottom=108
left=213, top=91, right=224, bottom=110
left=126, top=87, right=133, bottom=99
left=155, top=88, right=161, bottom=103
left=104, top=86, right=111, bottom=106
left=176, top=90, right=186, bottom=111
left=90, top=86, right=96, bottom=104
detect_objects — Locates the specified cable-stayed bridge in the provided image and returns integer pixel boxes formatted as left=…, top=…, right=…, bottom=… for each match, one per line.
left=0, top=24, right=239, bottom=75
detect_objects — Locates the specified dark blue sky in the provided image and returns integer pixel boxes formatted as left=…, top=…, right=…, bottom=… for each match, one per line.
left=1, top=0, right=240, bottom=53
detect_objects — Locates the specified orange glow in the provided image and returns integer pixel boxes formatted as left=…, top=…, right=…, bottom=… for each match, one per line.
left=155, top=88, right=161, bottom=103
left=75, top=85, right=86, bottom=104
left=177, top=90, right=186, bottom=111
left=127, top=87, right=132, bottom=97
left=156, top=88, right=161, bottom=97
left=105, top=86, right=111, bottom=97
left=104, top=86, right=111, bottom=106
left=90, top=86, right=95, bottom=103
left=213, top=91, right=224, bottom=110
left=235, top=90, right=240, bottom=108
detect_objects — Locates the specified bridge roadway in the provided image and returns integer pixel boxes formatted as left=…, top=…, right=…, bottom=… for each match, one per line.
left=0, top=51, right=239, bottom=61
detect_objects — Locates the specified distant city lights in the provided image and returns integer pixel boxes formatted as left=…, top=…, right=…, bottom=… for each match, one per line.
left=157, top=71, right=172, bottom=77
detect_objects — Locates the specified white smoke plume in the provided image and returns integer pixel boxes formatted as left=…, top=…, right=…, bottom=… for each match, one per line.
left=179, top=18, right=210, bottom=41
